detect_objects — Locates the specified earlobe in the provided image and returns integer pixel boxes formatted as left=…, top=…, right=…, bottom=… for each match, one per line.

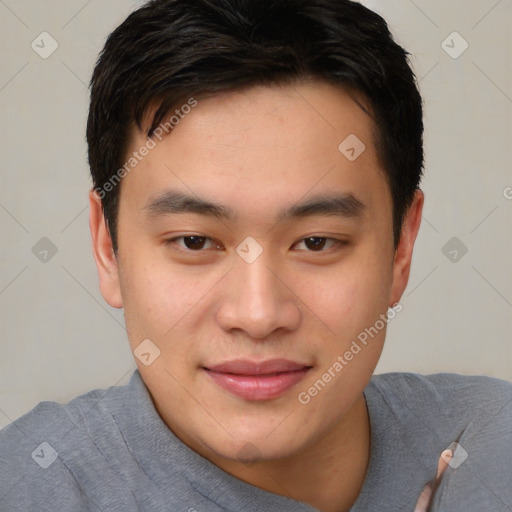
left=389, top=189, right=424, bottom=306
left=88, top=189, right=123, bottom=308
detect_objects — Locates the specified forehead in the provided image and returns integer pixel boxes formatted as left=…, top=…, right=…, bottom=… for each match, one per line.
left=120, top=80, right=390, bottom=222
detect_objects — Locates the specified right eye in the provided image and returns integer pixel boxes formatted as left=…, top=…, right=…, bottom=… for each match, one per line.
left=164, top=235, right=223, bottom=252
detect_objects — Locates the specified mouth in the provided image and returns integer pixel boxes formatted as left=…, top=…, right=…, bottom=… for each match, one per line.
left=202, top=359, right=313, bottom=401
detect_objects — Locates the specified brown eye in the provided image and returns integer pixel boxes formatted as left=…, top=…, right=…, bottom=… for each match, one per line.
left=165, top=235, right=220, bottom=251
left=183, top=236, right=208, bottom=250
left=304, top=237, right=327, bottom=251
left=293, top=237, right=346, bottom=252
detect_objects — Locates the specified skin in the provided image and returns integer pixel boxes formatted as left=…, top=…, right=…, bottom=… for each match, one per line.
left=89, top=79, right=423, bottom=512
left=415, top=450, right=451, bottom=511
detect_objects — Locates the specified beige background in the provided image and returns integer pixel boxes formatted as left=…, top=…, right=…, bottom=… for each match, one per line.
left=0, top=0, right=511, bottom=427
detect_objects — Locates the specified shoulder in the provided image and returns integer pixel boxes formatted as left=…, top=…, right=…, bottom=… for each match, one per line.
left=369, top=372, right=512, bottom=511
left=0, top=382, right=117, bottom=456
left=0, top=399, right=85, bottom=510
left=366, top=371, right=512, bottom=445
left=364, top=372, right=512, bottom=509
left=0, top=380, right=136, bottom=511
left=369, top=371, right=512, bottom=410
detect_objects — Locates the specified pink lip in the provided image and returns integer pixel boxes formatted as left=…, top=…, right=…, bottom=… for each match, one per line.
left=203, top=359, right=312, bottom=401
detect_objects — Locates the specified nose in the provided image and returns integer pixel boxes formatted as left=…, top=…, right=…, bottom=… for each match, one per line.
left=216, top=250, right=301, bottom=339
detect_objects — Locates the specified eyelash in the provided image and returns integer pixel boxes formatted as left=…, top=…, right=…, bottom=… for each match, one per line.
left=163, top=235, right=347, bottom=253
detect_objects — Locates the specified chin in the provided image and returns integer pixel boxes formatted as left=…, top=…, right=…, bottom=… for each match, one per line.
left=199, top=423, right=313, bottom=464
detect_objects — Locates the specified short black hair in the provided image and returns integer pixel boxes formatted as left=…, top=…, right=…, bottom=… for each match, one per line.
left=87, top=0, right=424, bottom=254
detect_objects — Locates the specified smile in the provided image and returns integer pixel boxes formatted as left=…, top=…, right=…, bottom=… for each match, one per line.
left=202, top=359, right=312, bottom=401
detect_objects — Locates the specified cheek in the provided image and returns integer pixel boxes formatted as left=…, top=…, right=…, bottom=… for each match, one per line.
left=118, top=254, right=180, bottom=342
left=307, top=257, right=391, bottom=339
left=119, top=251, right=221, bottom=350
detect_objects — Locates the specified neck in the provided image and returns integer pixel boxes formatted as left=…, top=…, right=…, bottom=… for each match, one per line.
left=212, top=394, right=371, bottom=512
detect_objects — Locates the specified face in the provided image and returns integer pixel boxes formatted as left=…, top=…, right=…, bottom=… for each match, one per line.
left=90, top=80, right=422, bottom=465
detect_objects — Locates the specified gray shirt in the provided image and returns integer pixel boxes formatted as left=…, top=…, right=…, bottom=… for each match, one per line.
left=1, top=370, right=511, bottom=511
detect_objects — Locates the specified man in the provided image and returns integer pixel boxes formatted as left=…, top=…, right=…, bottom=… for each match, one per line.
left=1, top=1, right=511, bottom=511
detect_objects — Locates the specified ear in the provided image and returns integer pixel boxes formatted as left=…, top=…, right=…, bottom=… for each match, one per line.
left=389, top=189, right=424, bottom=306
left=88, top=189, right=123, bottom=308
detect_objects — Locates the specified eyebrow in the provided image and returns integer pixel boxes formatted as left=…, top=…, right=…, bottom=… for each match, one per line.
left=141, top=190, right=366, bottom=222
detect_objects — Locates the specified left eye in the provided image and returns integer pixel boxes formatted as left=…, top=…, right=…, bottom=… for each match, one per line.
left=293, top=237, right=343, bottom=252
